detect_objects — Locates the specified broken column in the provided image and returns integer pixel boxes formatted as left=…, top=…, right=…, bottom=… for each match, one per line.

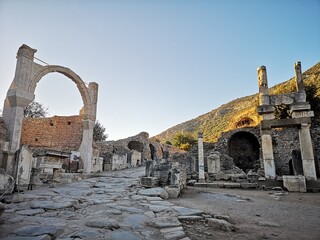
left=198, top=132, right=205, bottom=182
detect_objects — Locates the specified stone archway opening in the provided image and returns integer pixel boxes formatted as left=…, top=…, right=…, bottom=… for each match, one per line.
left=228, top=131, right=260, bottom=172
left=128, top=141, right=144, bottom=152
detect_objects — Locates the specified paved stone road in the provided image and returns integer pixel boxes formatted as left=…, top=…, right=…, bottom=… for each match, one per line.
left=0, top=167, right=202, bottom=240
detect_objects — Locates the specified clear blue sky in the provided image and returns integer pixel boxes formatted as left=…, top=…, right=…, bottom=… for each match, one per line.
left=0, top=0, right=319, bottom=140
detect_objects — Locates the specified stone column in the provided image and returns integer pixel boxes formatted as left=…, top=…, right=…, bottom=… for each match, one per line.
left=2, top=45, right=36, bottom=176
left=257, top=66, right=270, bottom=106
left=261, top=133, right=276, bottom=179
left=299, top=123, right=317, bottom=180
left=294, top=61, right=306, bottom=102
left=198, top=132, right=205, bottom=182
left=79, top=119, right=95, bottom=173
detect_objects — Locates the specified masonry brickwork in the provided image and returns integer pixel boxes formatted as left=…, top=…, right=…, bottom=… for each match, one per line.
left=21, top=115, right=83, bottom=150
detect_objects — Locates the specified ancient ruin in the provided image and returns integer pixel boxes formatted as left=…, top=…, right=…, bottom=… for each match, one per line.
left=0, top=45, right=98, bottom=191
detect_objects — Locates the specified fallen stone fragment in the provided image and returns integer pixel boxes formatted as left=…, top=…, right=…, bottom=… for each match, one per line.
left=85, top=219, right=120, bottom=230
left=207, top=218, right=233, bottom=232
left=172, top=206, right=204, bottom=216
left=13, top=225, right=64, bottom=237
left=139, top=187, right=169, bottom=199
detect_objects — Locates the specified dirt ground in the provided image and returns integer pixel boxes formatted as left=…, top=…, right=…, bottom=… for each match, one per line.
left=168, top=186, right=320, bottom=240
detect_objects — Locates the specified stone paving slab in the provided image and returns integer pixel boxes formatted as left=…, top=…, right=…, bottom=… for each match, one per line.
left=0, top=167, right=192, bottom=240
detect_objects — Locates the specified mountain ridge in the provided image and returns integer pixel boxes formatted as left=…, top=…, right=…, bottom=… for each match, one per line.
left=154, top=62, right=320, bottom=143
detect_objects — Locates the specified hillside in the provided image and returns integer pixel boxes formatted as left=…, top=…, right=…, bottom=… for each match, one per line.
left=154, top=62, right=320, bottom=143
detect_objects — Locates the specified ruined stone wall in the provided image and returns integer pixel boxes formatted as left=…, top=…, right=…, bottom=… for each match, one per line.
left=21, top=116, right=83, bottom=150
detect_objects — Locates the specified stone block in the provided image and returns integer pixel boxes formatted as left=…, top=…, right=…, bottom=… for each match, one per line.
left=240, top=182, right=258, bottom=189
left=140, top=177, right=159, bottom=188
left=165, top=186, right=180, bottom=198
left=194, top=182, right=207, bottom=188
left=215, top=172, right=230, bottom=181
left=187, top=180, right=197, bottom=186
left=206, top=183, right=219, bottom=188
left=0, top=168, right=15, bottom=194
left=283, top=175, right=306, bottom=192
left=224, top=183, right=241, bottom=188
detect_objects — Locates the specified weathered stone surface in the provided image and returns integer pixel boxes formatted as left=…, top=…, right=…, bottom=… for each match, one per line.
left=148, top=205, right=172, bottom=213
left=0, top=169, right=14, bottom=194
left=207, top=218, right=233, bottom=231
left=194, top=182, right=207, bottom=188
left=215, top=172, right=230, bottom=181
left=258, top=221, right=280, bottom=227
left=224, top=182, right=241, bottom=188
left=283, top=175, right=306, bottom=192
left=111, top=230, right=142, bottom=240
left=106, top=209, right=122, bottom=215
left=172, top=206, right=204, bottom=216
left=13, top=225, right=64, bottom=237
left=148, top=217, right=181, bottom=228
left=178, top=215, right=203, bottom=221
left=15, top=209, right=45, bottom=216
left=3, top=234, right=52, bottom=240
left=165, top=186, right=180, bottom=198
left=240, top=182, right=258, bottom=189
left=30, top=200, right=75, bottom=210
left=206, top=183, right=219, bottom=188
left=71, top=229, right=106, bottom=239
left=160, top=226, right=184, bottom=233
left=163, top=230, right=186, bottom=240
left=149, top=200, right=174, bottom=206
left=140, top=177, right=159, bottom=188
left=0, top=202, right=5, bottom=217
left=85, top=219, right=120, bottom=230
left=139, top=187, right=169, bottom=199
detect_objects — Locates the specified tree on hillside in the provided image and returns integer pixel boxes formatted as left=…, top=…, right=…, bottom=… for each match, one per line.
left=93, top=121, right=108, bottom=142
left=172, top=132, right=196, bottom=151
left=24, top=101, right=48, bottom=118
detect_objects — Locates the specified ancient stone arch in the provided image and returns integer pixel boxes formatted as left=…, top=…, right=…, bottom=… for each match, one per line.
left=2, top=44, right=98, bottom=176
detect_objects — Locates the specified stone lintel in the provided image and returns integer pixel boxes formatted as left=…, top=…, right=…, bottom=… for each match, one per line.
left=257, top=105, right=274, bottom=115
left=290, top=103, right=311, bottom=112
left=260, top=117, right=312, bottom=130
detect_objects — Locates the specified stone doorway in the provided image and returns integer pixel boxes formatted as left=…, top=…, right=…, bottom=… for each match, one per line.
left=228, top=131, right=260, bottom=172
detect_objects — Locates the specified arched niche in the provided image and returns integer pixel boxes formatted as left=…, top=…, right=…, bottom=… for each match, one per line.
left=228, top=131, right=260, bottom=171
